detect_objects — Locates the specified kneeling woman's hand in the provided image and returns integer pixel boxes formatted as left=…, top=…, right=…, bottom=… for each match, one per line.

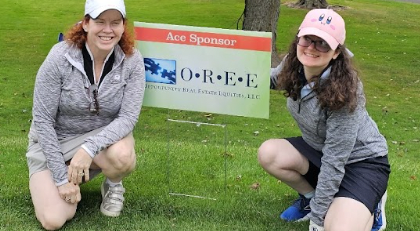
left=58, top=182, right=81, bottom=204
left=68, top=148, right=93, bottom=184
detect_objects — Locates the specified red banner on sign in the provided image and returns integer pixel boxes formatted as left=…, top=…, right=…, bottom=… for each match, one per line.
left=134, top=27, right=271, bottom=52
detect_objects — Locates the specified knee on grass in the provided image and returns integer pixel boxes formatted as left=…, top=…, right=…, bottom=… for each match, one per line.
left=38, top=209, right=75, bottom=230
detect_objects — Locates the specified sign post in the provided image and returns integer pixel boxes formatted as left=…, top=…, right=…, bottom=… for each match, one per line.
left=134, top=22, right=271, bottom=199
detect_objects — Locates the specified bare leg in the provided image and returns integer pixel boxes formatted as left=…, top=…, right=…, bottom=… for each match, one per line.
left=29, top=170, right=77, bottom=230
left=324, top=197, right=373, bottom=231
left=92, top=133, right=136, bottom=182
left=258, top=139, right=313, bottom=194
left=91, top=134, right=136, bottom=217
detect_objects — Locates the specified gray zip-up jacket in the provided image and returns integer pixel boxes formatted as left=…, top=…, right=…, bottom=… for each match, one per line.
left=271, top=64, right=388, bottom=226
left=29, top=41, right=145, bottom=186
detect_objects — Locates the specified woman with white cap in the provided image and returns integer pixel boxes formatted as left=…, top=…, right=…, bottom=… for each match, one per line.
left=258, top=9, right=390, bottom=231
left=26, top=0, right=145, bottom=229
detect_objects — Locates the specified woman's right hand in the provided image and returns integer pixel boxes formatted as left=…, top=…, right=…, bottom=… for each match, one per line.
left=58, top=182, right=81, bottom=204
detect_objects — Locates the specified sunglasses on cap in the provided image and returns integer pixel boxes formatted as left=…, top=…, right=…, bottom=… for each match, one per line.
left=298, top=36, right=332, bottom=53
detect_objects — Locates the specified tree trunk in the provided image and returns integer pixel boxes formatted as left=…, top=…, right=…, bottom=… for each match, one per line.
left=242, top=0, right=281, bottom=67
left=295, top=0, right=329, bottom=9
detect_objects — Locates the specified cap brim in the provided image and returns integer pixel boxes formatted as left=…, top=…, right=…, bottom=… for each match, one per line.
left=298, top=27, right=339, bottom=50
left=87, top=6, right=125, bottom=19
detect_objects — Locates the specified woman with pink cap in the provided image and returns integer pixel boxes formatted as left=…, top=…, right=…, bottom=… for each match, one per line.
left=26, top=0, right=145, bottom=229
left=259, top=9, right=390, bottom=231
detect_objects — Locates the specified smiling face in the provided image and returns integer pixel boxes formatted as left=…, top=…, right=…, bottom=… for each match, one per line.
left=297, top=35, right=340, bottom=78
left=83, top=9, right=124, bottom=58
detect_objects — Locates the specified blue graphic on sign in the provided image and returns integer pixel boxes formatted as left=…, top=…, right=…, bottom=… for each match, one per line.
left=144, top=58, right=176, bottom=84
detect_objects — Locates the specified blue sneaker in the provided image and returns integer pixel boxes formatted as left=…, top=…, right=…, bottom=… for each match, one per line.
left=280, top=194, right=311, bottom=222
left=372, top=191, right=387, bottom=231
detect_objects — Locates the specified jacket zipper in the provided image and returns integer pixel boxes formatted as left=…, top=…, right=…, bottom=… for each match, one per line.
left=298, top=92, right=312, bottom=114
left=298, top=99, right=302, bottom=114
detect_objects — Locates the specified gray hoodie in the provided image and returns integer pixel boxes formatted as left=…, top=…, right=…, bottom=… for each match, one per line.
left=29, top=41, right=145, bottom=186
left=271, top=63, right=388, bottom=225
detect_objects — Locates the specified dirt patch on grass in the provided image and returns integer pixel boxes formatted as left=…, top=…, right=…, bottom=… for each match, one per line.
left=283, top=2, right=349, bottom=11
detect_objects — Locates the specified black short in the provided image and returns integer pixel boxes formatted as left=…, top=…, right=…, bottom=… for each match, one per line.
left=286, top=136, right=391, bottom=213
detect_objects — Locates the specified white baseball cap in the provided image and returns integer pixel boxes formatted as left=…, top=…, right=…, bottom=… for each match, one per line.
left=85, top=0, right=126, bottom=19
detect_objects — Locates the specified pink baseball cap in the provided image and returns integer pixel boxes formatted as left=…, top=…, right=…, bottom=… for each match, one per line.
left=297, top=9, right=346, bottom=50
left=85, top=0, right=126, bottom=19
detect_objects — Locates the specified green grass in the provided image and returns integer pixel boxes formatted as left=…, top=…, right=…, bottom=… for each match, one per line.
left=0, top=0, right=419, bottom=230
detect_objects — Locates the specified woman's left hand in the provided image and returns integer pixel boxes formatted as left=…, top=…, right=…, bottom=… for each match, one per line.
left=68, top=148, right=93, bottom=184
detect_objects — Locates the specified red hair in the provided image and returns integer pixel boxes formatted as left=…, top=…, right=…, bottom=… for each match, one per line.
left=64, top=16, right=135, bottom=56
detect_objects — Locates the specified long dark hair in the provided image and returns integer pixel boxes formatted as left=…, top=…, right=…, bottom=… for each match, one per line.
left=277, top=36, right=359, bottom=112
left=64, top=16, right=135, bottom=55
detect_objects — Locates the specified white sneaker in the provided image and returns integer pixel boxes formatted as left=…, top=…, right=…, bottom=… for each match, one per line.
left=100, top=180, right=125, bottom=217
left=372, top=190, right=387, bottom=231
